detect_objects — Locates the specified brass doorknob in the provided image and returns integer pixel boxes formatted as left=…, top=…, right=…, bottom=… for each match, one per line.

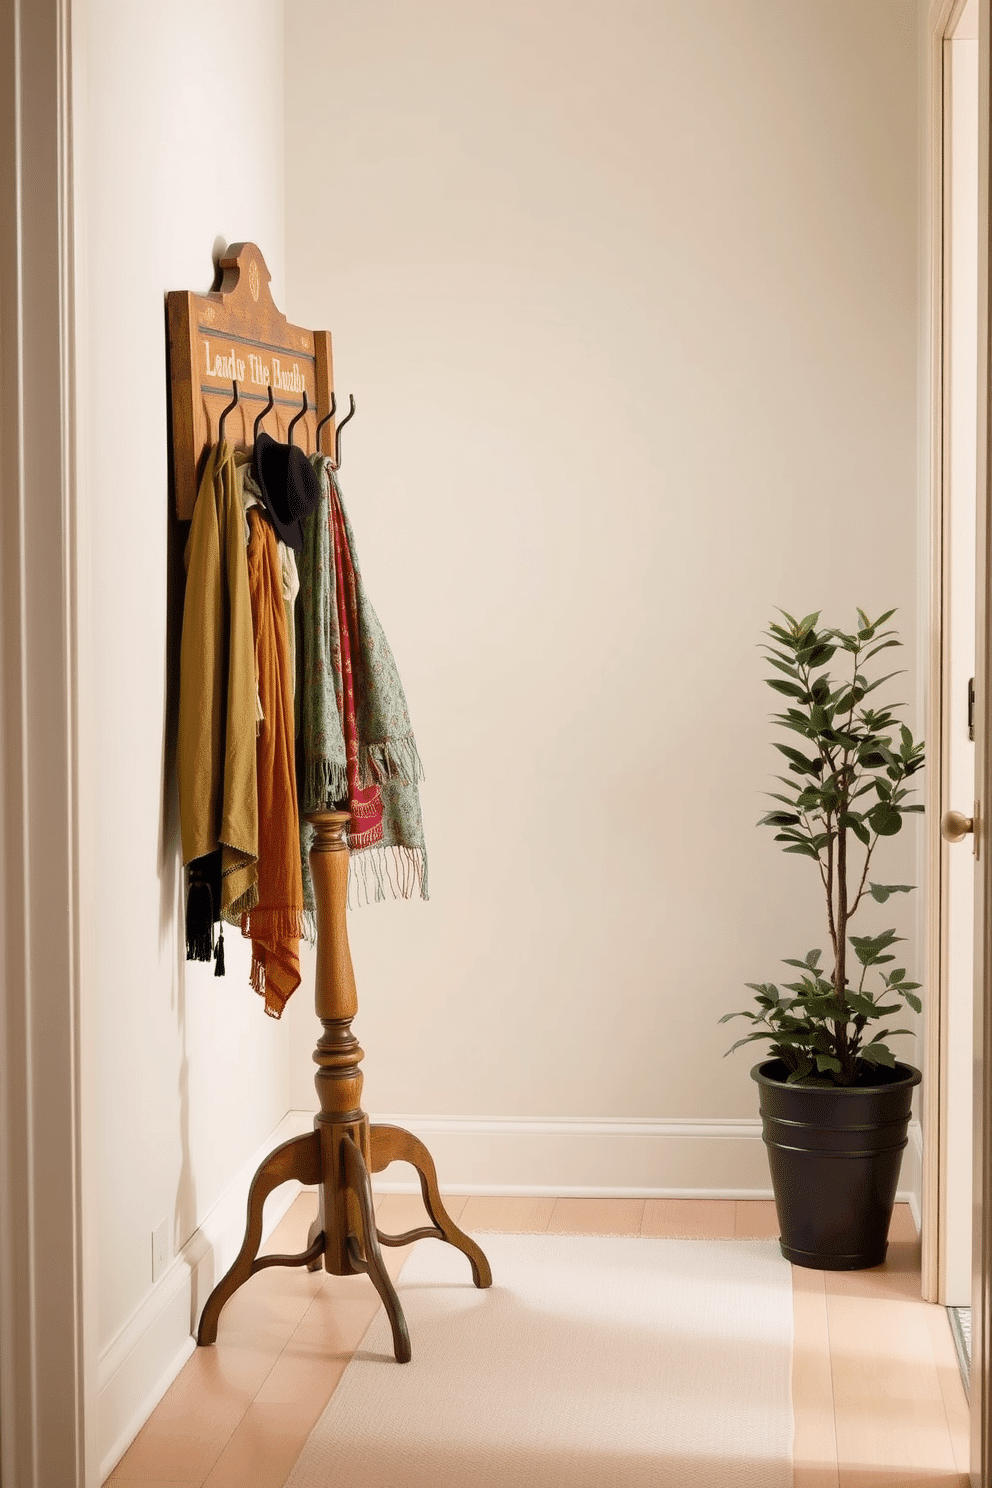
left=941, top=809, right=975, bottom=843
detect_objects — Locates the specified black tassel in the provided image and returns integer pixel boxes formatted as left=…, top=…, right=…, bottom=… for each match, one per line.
left=185, top=877, right=214, bottom=962
left=214, top=923, right=226, bottom=977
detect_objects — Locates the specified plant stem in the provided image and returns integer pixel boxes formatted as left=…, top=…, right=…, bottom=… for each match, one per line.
left=849, top=836, right=879, bottom=917
left=831, top=638, right=862, bottom=1083
left=834, top=814, right=851, bottom=1077
left=825, top=818, right=837, bottom=965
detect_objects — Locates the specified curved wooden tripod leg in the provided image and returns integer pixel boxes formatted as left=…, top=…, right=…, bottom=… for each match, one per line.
left=370, top=1123, right=493, bottom=1289
left=305, top=1213, right=324, bottom=1273
left=341, top=1135, right=411, bottom=1363
left=197, top=1132, right=322, bottom=1345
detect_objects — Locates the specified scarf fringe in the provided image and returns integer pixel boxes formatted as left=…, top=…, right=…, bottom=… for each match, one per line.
left=240, top=906, right=308, bottom=943
left=358, top=735, right=424, bottom=788
left=222, top=880, right=259, bottom=925
left=347, top=844, right=429, bottom=908
left=304, top=756, right=349, bottom=812
left=349, top=821, right=384, bottom=851
left=248, top=953, right=290, bottom=1019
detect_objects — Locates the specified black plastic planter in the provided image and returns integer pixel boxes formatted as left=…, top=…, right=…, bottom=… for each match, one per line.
left=752, top=1058, right=921, bottom=1270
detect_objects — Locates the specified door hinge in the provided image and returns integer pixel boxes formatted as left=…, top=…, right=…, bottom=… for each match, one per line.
left=969, top=677, right=975, bottom=741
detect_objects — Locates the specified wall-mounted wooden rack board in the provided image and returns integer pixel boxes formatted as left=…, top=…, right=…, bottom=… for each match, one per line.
left=167, top=241, right=334, bottom=519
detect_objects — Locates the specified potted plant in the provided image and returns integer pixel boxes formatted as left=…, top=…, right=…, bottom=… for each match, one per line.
left=722, top=608, right=925, bottom=1270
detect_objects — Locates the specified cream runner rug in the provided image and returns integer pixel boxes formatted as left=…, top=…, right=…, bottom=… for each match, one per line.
left=284, top=1232, right=794, bottom=1488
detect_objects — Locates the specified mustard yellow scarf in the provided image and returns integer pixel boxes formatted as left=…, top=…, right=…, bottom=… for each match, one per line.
left=178, top=441, right=258, bottom=949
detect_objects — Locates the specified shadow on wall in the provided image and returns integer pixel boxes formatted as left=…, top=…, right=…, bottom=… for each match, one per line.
left=161, top=293, right=196, bottom=1257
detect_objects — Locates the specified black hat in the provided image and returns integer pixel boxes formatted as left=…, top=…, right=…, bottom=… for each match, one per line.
left=252, top=430, right=321, bottom=550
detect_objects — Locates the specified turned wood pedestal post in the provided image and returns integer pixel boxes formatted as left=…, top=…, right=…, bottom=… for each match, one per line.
left=196, top=810, right=492, bottom=1360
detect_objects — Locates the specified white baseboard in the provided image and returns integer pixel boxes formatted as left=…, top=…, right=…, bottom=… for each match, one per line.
left=98, top=1109, right=312, bottom=1482
left=367, top=1114, right=773, bottom=1197
left=367, top=1112, right=925, bottom=1207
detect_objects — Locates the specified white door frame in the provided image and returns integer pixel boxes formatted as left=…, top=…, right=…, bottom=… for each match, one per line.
left=923, top=0, right=981, bottom=1309
left=0, top=1, right=95, bottom=1485
left=974, top=0, right=992, bottom=1475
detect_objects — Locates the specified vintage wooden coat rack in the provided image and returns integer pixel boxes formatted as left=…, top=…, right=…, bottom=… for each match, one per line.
left=167, top=243, right=491, bottom=1361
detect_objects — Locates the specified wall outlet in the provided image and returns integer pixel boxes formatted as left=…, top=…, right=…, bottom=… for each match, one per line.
left=152, top=1218, right=169, bottom=1282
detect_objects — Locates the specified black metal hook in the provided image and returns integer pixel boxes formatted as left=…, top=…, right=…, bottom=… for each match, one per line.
left=253, top=385, right=275, bottom=444
left=218, top=380, right=239, bottom=442
left=332, top=394, right=356, bottom=469
left=314, top=391, right=337, bottom=453
left=288, top=390, right=308, bottom=448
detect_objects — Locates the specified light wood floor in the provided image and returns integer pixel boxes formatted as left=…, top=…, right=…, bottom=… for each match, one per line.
left=104, top=1195, right=969, bottom=1487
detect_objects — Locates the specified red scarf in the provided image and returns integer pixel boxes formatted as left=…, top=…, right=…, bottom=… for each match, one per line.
left=329, top=491, right=384, bottom=850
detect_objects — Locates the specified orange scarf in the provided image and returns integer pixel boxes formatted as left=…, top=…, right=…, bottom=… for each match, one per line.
left=241, top=509, right=304, bottom=1016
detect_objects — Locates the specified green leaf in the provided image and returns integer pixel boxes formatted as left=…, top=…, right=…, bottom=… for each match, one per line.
left=869, top=804, right=902, bottom=836
left=725, top=1033, right=769, bottom=1055
left=868, top=883, right=914, bottom=903
left=863, top=670, right=905, bottom=695
left=902, top=992, right=922, bottom=1013
left=783, top=843, right=821, bottom=859
left=766, top=679, right=809, bottom=699
left=765, top=655, right=800, bottom=678
left=860, top=1043, right=896, bottom=1067
left=777, top=719, right=815, bottom=736
left=773, top=744, right=822, bottom=774
left=863, top=639, right=901, bottom=662
left=852, top=929, right=902, bottom=947
left=814, top=1054, right=843, bottom=1073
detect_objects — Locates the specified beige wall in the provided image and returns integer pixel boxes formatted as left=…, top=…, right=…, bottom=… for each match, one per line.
left=82, top=0, right=287, bottom=1352
left=283, top=1, right=923, bottom=1140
